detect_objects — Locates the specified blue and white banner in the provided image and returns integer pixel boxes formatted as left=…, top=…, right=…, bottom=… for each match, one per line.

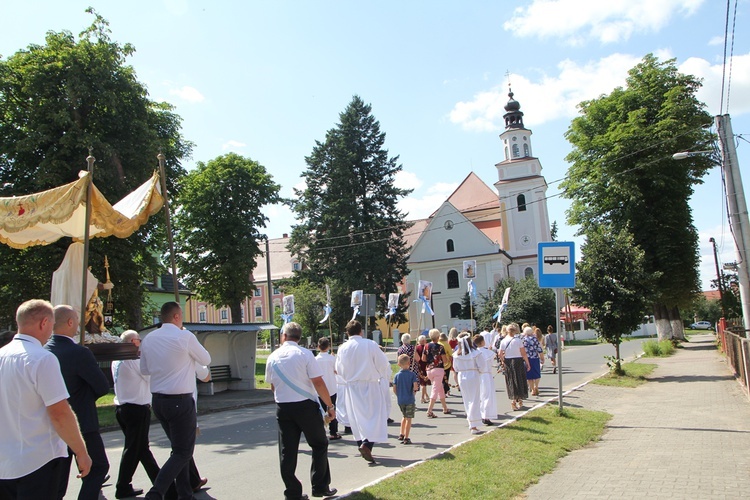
left=385, top=292, right=399, bottom=318
left=319, top=285, right=332, bottom=324
left=282, top=295, right=295, bottom=324
left=467, top=279, right=477, bottom=304
left=351, top=290, right=362, bottom=320
left=418, top=280, right=434, bottom=316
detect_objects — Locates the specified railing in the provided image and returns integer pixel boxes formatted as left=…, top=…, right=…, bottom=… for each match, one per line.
left=717, top=318, right=750, bottom=398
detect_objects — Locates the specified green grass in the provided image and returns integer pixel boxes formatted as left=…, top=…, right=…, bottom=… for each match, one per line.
left=96, top=393, right=117, bottom=428
left=591, top=362, right=657, bottom=387
left=349, top=406, right=610, bottom=500
left=255, top=355, right=271, bottom=389
left=642, top=339, right=676, bottom=357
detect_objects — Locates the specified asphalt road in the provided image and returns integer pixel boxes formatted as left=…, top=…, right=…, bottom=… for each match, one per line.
left=69, top=338, right=649, bottom=499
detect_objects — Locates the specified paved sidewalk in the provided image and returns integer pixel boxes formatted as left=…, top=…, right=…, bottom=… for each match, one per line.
left=525, top=334, right=750, bottom=499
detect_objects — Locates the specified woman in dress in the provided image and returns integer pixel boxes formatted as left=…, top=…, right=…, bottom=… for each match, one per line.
left=423, top=329, right=451, bottom=418
left=448, top=328, right=460, bottom=388
left=522, top=326, right=544, bottom=396
left=397, top=333, right=419, bottom=381
left=414, top=334, right=430, bottom=403
left=499, top=323, right=530, bottom=410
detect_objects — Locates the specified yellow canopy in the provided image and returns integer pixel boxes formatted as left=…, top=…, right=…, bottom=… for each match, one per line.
left=0, top=171, right=164, bottom=249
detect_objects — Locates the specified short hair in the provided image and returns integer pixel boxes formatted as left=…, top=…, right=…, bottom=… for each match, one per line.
left=346, top=320, right=362, bottom=336
left=439, top=332, right=448, bottom=341
left=417, top=334, right=427, bottom=343
left=318, top=337, right=330, bottom=350
left=283, top=322, right=302, bottom=340
left=473, top=334, right=485, bottom=347
left=401, top=333, right=411, bottom=344
left=160, top=302, right=182, bottom=323
left=121, top=330, right=140, bottom=343
left=428, top=328, right=440, bottom=342
left=397, top=354, right=410, bottom=366
left=53, top=305, right=77, bottom=329
left=523, top=326, right=534, bottom=336
left=16, top=299, right=53, bottom=328
left=507, top=323, right=519, bottom=335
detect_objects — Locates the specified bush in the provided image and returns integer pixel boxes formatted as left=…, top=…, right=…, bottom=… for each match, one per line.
left=642, top=339, right=675, bottom=357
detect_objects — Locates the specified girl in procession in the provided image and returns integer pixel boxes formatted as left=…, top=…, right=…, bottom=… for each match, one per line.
left=452, top=334, right=483, bottom=435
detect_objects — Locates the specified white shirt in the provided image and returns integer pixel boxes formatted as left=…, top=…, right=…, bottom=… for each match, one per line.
left=500, top=335, right=523, bottom=358
left=452, top=349, right=480, bottom=372
left=0, top=334, right=70, bottom=479
left=335, top=336, right=390, bottom=383
left=476, top=347, right=495, bottom=374
left=315, top=351, right=337, bottom=395
left=265, top=341, right=322, bottom=403
left=140, top=323, right=211, bottom=395
left=112, top=359, right=151, bottom=406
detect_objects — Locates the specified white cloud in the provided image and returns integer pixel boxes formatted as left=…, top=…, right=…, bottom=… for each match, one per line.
left=394, top=170, right=424, bottom=191
left=398, top=182, right=458, bottom=220
left=708, top=35, right=725, bottom=46
left=221, top=140, right=246, bottom=151
left=504, top=0, right=705, bottom=44
left=449, top=51, right=750, bottom=132
left=168, top=85, right=205, bottom=103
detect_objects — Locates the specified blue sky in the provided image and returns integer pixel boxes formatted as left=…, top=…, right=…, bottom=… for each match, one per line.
left=2, top=0, right=748, bottom=290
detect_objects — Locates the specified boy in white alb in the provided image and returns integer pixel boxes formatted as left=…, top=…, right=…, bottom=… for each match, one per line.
left=474, top=335, right=498, bottom=426
left=316, top=337, right=341, bottom=439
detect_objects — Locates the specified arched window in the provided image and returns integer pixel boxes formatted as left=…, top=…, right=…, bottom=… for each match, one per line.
left=446, top=239, right=455, bottom=252
left=524, top=267, right=534, bottom=278
left=450, top=303, right=462, bottom=318
left=447, top=270, right=459, bottom=289
left=504, top=146, right=509, bottom=160
left=517, top=194, right=527, bottom=212
left=523, top=143, right=530, bottom=157
left=512, top=144, right=520, bottom=158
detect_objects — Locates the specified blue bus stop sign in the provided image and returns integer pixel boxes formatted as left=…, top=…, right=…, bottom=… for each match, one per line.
left=538, top=242, right=575, bottom=288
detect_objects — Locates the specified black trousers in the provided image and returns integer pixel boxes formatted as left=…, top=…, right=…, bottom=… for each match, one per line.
left=115, top=404, right=160, bottom=493
left=147, top=394, right=196, bottom=500
left=0, top=457, right=65, bottom=500
left=318, top=393, right=338, bottom=435
left=276, top=400, right=331, bottom=500
left=58, top=431, right=109, bottom=500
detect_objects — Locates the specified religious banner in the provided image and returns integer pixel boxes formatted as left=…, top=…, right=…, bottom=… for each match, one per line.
left=319, top=284, right=332, bottom=324
left=351, top=290, right=363, bottom=320
left=463, top=260, right=477, bottom=279
left=385, top=292, right=399, bottom=319
left=418, top=280, right=434, bottom=316
left=282, top=295, right=295, bottom=324
left=493, top=287, right=512, bottom=321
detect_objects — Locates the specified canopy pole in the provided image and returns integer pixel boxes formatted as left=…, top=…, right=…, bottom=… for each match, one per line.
left=158, top=153, right=180, bottom=304
left=79, top=150, right=95, bottom=343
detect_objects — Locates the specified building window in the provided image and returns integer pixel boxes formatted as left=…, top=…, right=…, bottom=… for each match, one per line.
left=447, top=270, right=459, bottom=289
left=199, top=311, right=206, bottom=323
left=254, top=288, right=262, bottom=296
left=450, top=302, right=461, bottom=318
left=523, top=143, right=530, bottom=157
left=240, top=305, right=245, bottom=321
left=292, top=261, right=301, bottom=271
left=255, top=306, right=262, bottom=318
left=512, top=144, right=520, bottom=158
left=517, top=194, right=527, bottom=212
left=273, top=286, right=280, bottom=295
left=525, top=267, right=534, bottom=278
left=504, top=146, right=509, bottom=160
left=446, top=239, right=454, bottom=252
left=220, top=309, right=228, bottom=320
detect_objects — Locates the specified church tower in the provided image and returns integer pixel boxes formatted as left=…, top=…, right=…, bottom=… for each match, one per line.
left=494, top=88, right=552, bottom=280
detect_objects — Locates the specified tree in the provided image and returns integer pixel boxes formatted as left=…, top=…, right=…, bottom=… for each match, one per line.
left=475, top=276, right=556, bottom=331
left=561, top=54, right=714, bottom=341
left=287, top=96, right=412, bottom=330
left=571, top=225, right=658, bottom=374
left=174, top=153, right=280, bottom=323
left=550, top=220, right=558, bottom=241
left=0, top=10, right=192, bottom=329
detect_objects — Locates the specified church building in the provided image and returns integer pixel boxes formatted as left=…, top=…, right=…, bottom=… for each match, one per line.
left=404, top=90, right=552, bottom=334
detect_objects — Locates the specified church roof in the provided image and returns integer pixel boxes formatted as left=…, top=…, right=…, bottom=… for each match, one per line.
left=430, top=172, right=499, bottom=217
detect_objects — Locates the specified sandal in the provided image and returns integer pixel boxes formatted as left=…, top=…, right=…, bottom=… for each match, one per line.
left=397, top=434, right=404, bottom=441
left=329, top=433, right=342, bottom=440
left=426, top=411, right=437, bottom=418
left=402, top=438, right=412, bottom=445
left=421, top=397, right=429, bottom=404
left=442, top=409, right=452, bottom=415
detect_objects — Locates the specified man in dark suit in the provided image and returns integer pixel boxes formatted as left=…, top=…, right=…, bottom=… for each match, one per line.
left=46, top=305, right=110, bottom=500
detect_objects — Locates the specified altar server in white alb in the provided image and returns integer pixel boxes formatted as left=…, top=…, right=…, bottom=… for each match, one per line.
left=335, top=320, right=391, bottom=463
left=452, top=335, right=484, bottom=435
left=474, top=334, right=498, bottom=426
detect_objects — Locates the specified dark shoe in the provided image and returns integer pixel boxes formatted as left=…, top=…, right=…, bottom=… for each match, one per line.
left=343, top=426, right=352, bottom=434
left=115, top=489, right=144, bottom=499
left=192, top=477, right=208, bottom=492
left=387, top=418, right=394, bottom=424
left=329, top=433, right=342, bottom=440
left=482, top=419, right=495, bottom=426
left=358, top=444, right=374, bottom=463
left=397, top=434, right=404, bottom=441
left=312, top=487, right=338, bottom=497
left=402, top=438, right=412, bottom=445
left=553, top=366, right=557, bottom=374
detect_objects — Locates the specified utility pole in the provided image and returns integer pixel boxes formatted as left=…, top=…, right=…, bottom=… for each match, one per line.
left=716, top=114, right=750, bottom=335
left=265, top=237, right=275, bottom=349
left=709, top=237, right=727, bottom=318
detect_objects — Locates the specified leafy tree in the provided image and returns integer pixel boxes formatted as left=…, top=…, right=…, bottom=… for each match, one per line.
left=561, top=54, right=714, bottom=341
left=174, top=153, right=280, bottom=323
left=287, top=96, right=412, bottom=330
left=475, top=276, right=556, bottom=331
left=0, top=10, right=191, bottom=329
left=683, top=294, right=721, bottom=327
left=571, top=225, right=658, bottom=374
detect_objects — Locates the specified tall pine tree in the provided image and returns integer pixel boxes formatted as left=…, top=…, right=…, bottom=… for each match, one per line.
left=288, top=96, right=412, bottom=330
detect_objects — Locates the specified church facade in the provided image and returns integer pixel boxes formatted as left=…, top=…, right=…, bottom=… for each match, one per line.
left=404, top=90, right=552, bottom=334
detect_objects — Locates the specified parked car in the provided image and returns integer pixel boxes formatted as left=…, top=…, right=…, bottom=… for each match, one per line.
left=689, top=321, right=713, bottom=330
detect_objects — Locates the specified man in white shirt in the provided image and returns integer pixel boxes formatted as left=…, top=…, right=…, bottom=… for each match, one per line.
left=140, top=302, right=210, bottom=500
left=335, top=320, right=391, bottom=464
left=0, top=299, right=92, bottom=498
left=265, top=322, right=337, bottom=500
left=112, top=330, right=159, bottom=499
